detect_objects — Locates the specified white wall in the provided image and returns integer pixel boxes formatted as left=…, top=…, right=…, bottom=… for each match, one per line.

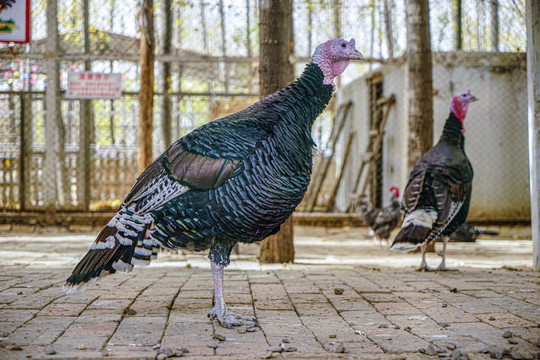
left=336, top=53, right=529, bottom=221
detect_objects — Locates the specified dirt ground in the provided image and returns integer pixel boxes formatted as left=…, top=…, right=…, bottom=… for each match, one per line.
left=0, top=225, right=538, bottom=359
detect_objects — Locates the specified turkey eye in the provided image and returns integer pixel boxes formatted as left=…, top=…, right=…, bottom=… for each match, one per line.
left=341, top=43, right=346, bottom=48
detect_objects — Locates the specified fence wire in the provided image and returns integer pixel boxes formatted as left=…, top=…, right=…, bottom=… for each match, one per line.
left=0, top=0, right=528, bottom=221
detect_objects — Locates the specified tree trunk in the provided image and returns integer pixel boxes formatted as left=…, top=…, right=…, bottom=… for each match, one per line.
left=138, top=0, right=155, bottom=174
left=406, top=0, right=433, bottom=171
left=258, top=0, right=294, bottom=264
left=526, top=0, right=540, bottom=270
left=407, top=0, right=434, bottom=252
left=383, top=0, right=394, bottom=59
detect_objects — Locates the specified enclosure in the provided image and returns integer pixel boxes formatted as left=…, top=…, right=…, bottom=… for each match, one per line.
left=0, top=0, right=539, bottom=359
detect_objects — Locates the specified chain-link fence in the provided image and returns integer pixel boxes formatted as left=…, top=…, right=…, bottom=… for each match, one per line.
left=0, top=0, right=528, bottom=221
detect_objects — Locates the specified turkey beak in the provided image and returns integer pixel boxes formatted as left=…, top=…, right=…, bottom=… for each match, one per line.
left=348, top=49, right=364, bottom=61
left=470, top=95, right=478, bottom=102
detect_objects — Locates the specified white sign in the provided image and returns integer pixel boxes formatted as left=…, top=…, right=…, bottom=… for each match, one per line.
left=66, top=72, right=123, bottom=99
left=0, top=0, right=31, bottom=43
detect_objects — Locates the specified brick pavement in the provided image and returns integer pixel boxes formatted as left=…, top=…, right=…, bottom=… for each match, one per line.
left=0, top=228, right=538, bottom=359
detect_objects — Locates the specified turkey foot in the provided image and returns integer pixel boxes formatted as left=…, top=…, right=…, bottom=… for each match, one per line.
left=207, top=305, right=258, bottom=329
left=210, top=261, right=258, bottom=329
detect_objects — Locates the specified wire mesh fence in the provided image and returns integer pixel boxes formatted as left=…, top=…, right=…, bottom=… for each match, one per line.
left=0, top=0, right=528, bottom=221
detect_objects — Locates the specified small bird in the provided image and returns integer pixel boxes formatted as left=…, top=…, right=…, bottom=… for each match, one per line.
left=390, top=91, right=478, bottom=271
left=63, top=39, right=363, bottom=328
left=449, top=221, right=499, bottom=242
left=358, top=186, right=401, bottom=247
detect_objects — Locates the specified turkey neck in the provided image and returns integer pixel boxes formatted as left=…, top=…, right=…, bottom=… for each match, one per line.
left=264, top=63, right=334, bottom=167
left=440, top=112, right=465, bottom=148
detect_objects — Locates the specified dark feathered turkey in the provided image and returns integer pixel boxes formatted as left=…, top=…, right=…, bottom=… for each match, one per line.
left=64, top=38, right=363, bottom=328
left=390, top=91, right=477, bottom=271
left=449, top=221, right=499, bottom=242
left=358, top=186, right=401, bottom=246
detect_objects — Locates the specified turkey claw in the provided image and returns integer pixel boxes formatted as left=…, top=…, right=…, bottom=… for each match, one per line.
left=208, top=306, right=257, bottom=329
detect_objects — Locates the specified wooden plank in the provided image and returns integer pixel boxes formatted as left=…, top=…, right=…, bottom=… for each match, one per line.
left=304, top=101, right=352, bottom=212
left=326, top=132, right=356, bottom=212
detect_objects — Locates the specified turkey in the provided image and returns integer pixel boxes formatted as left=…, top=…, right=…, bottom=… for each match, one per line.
left=390, top=90, right=478, bottom=271
left=357, top=186, right=401, bottom=247
left=449, top=221, right=499, bottom=242
left=64, top=39, right=364, bottom=328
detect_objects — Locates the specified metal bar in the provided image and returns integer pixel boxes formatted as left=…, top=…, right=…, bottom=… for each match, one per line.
left=526, top=0, right=540, bottom=271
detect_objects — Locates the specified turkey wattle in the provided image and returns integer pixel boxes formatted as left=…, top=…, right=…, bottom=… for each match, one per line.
left=390, top=90, right=478, bottom=271
left=64, top=39, right=364, bottom=328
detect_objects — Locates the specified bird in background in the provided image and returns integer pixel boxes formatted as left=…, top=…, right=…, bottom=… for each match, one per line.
left=390, top=90, right=478, bottom=271
left=357, top=186, right=401, bottom=247
left=63, top=39, right=364, bottom=328
left=449, top=221, right=499, bottom=242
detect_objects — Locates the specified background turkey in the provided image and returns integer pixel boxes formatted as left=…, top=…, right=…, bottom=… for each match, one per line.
left=390, top=91, right=478, bottom=271
left=357, top=186, right=401, bottom=247
left=449, top=221, right=499, bottom=242
left=63, top=38, right=364, bottom=328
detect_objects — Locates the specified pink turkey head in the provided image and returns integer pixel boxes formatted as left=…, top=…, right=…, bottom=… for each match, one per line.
left=450, top=90, right=478, bottom=133
left=312, top=38, right=364, bottom=90
left=389, top=186, right=400, bottom=199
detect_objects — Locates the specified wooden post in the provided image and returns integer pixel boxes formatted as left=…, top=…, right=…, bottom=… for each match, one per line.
left=490, top=0, right=499, bottom=52
left=44, top=0, right=60, bottom=213
left=453, top=0, right=463, bottom=50
left=138, top=0, right=155, bottom=174
left=77, top=0, right=92, bottom=211
left=258, top=0, right=294, bottom=264
left=527, top=0, right=540, bottom=271
left=161, top=0, right=172, bottom=148
left=406, top=0, right=433, bottom=171
left=326, top=132, right=356, bottom=212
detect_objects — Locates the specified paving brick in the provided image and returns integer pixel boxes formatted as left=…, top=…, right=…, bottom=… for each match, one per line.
left=476, top=311, right=537, bottom=328
left=372, top=302, right=423, bottom=316
left=38, top=303, right=87, bottom=317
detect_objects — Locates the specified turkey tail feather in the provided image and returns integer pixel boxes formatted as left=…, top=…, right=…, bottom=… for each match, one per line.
left=390, top=225, right=431, bottom=252
left=64, top=217, right=155, bottom=294
left=390, top=209, right=437, bottom=252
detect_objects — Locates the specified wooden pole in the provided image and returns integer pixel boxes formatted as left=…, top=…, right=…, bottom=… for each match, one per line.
left=453, top=0, right=463, bottom=50
left=326, top=132, right=356, bottom=212
left=44, top=0, right=59, bottom=214
left=258, top=0, right=294, bottom=264
left=138, top=0, right=155, bottom=174
left=526, top=0, right=540, bottom=270
left=490, top=0, right=499, bottom=52
left=78, top=0, right=92, bottom=211
left=161, top=0, right=172, bottom=148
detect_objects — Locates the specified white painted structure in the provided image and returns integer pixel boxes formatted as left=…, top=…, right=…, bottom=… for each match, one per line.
left=335, top=52, right=529, bottom=222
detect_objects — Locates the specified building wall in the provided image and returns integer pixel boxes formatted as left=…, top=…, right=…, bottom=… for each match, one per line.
left=335, top=53, right=529, bottom=221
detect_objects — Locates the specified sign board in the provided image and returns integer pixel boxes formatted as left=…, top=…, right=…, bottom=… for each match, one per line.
left=66, top=72, right=123, bottom=99
left=0, top=0, right=31, bottom=43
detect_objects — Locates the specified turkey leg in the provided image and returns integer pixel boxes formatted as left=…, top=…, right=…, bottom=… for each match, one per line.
left=416, top=243, right=430, bottom=271
left=207, top=261, right=258, bottom=328
left=436, top=236, right=448, bottom=271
